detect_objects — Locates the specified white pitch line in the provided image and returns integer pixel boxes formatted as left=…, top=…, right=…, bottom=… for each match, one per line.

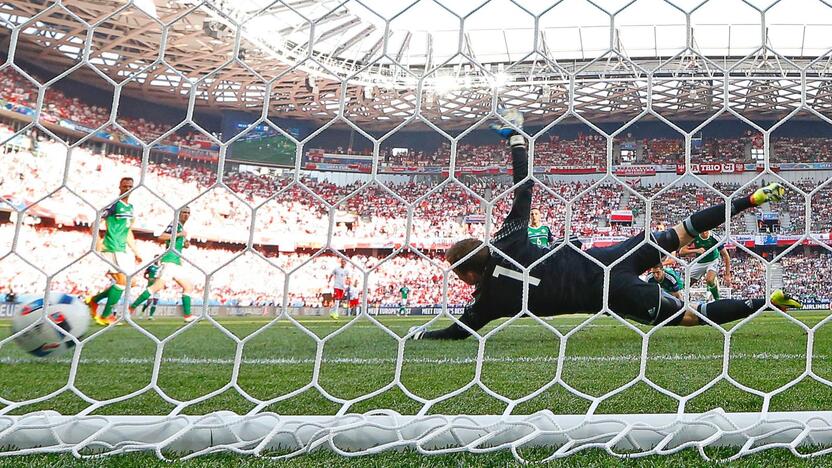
left=0, top=353, right=813, bottom=366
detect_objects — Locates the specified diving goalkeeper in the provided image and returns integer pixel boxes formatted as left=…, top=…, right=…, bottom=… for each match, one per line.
left=409, top=111, right=801, bottom=340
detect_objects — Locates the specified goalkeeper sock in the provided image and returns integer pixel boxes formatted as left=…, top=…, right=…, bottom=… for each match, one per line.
left=100, top=284, right=124, bottom=318
left=91, top=287, right=110, bottom=304
left=182, top=294, right=192, bottom=317
left=698, top=298, right=764, bottom=325
left=682, top=197, right=754, bottom=237
left=707, top=283, right=720, bottom=300
left=130, top=290, right=151, bottom=309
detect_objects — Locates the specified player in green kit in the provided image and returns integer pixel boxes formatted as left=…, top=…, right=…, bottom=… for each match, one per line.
left=679, top=230, right=732, bottom=301
left=136, top=262, right=160, bottom=320
left=86, top=177, right=143, bottom=326
left=399, top=285, right=410, bottom=316
left=646, top=265, right=683, bottom=299
left=528, top=208, right=554, bottom=247
left=129, top=207, right=196, bottom=322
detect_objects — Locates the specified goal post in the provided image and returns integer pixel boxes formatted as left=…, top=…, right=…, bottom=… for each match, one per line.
left=2, top=0, right=832, bottom=463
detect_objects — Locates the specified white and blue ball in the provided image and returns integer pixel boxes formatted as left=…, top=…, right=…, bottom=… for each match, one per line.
left=11, top=293, right=90, bottom=357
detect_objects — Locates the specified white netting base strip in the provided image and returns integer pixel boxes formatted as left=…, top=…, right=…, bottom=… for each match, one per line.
left=3, top=411, right=832, bottom=460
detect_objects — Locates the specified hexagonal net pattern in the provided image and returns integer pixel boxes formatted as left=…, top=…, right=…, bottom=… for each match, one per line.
left=4, top=0, right=832, bottom=462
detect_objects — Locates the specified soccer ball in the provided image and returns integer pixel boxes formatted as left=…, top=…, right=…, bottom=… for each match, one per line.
left=11, top=293, right=90, bottom=357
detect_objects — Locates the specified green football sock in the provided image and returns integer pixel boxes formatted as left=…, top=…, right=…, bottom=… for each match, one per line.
left=708, top=283, right=720, bottom=300
left=130, top=290, right=151, bottom=309
left=149, top=302, right=157, bottom=317
left=182, top=294, right=192, bottom=317
left=100, top=284, right=124, bottom=318
left=92, top=287, right=110, bottom=304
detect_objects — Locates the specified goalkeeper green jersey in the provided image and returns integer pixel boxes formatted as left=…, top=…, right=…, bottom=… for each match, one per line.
left=160, top=223, right=185, bottom=265
left=691, top=234, right=722, bottom=263
left=101, top=200, right=134, bottom=253
left=528, top=225, right=553, bottom=247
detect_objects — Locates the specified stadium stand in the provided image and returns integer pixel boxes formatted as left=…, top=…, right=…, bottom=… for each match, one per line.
left=5, top=68, right=832, bottom=310
left=8, top=67, right=832, bottom=169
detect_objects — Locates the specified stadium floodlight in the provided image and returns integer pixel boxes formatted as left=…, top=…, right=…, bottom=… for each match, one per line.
left=492, top=72, right=509, bottom=89
left=3, top=0, right=832, bottom=464
left=433, top=75, right=459, bottom=95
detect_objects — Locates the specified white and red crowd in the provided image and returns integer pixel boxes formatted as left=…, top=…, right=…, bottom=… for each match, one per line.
left=4, top=68, right=832, bottom=307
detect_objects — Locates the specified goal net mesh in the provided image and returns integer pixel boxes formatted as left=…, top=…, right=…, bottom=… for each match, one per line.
left=1, top=0, right=832, bottom=462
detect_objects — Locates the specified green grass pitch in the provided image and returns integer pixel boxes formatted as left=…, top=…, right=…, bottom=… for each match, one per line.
left=3, top=310, right=832, bottom=466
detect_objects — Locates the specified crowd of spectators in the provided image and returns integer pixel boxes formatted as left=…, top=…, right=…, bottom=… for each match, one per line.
left=0, top=129, right=640, bottom=244
left=632, top=180, right=832, bottom=235
left=660, top=250, right=832, bottom=305
left=0, top=224, right=473, bottom=307
left=413, top=134, right=610, bottom=168
left=637, top=182, right=741, bottom=231
left=786, top=179, right=832, bottom=233
left=782, top=253, right=832, bottom=304
left=4, top=126, right=832, bottom=248
left=772, top=137, right=832, bottom=164
left=8, top=67, right=832, bottom=168
left=0, top=68, right=208, bottom=146
left=3, top=145, right=832, bottom=307
left=6, top=66, right=832, bottom=309
left=4, top=222, right=831, bottom=308
left=643, top=137, right=752, bottom=165
left=322, top=132, right=832, bottom=168
left=721, top=254, right=767, bottom=300
left=643, top=138, right=684, bottom=165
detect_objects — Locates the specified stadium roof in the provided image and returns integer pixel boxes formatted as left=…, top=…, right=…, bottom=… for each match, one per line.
left=2, top=0, right=832, bottom=129
left=233, top=0, right=832, bottom=67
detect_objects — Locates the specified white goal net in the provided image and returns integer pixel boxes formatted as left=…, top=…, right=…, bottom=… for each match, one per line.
left=3, top=0, right=832, bottom=462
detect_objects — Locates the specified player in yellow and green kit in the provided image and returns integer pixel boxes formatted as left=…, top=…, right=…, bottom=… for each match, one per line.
left=86, top=177, right=143, bottom=326
left=129, top=207, right=196, bottom=322
left=528, top=208, right=554, bottom=248
left=679, top=230, right=732, bottom=301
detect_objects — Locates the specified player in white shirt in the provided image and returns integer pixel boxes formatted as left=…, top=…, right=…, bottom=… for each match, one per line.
left=328, top=258, right=350, bottom=319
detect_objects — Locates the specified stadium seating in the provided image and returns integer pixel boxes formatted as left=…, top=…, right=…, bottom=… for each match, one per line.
left=8, top=68, right=832, bottom=168
left=5, top=67, right=832, bottom=308
left=0, top=127, right=634, bottom=242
